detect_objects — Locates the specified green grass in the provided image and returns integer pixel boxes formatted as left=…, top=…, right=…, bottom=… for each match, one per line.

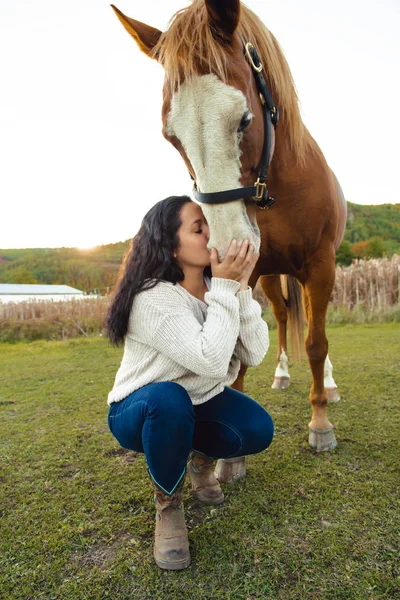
left=0, top=325, right=399, bottom=600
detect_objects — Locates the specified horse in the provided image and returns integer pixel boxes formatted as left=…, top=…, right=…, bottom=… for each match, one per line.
left=111, top=0, right=347, bottom=482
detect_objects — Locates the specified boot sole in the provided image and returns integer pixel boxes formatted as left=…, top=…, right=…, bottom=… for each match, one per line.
left=154, top=551, right=191, bottom=570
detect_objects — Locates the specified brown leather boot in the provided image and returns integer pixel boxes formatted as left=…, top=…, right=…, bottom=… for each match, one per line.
left=151, top=476, right=191, bottom=570
left=187, top=450, right=224, bottom=505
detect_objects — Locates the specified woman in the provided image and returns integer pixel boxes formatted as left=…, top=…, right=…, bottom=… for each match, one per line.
left=106, top=195, right=274, bottom=570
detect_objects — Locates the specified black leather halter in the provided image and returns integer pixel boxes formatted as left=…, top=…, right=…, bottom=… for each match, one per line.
left=192, top=41, right=279, bottom=210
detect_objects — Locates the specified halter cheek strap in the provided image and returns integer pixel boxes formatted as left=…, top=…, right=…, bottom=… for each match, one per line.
left=192, top=41, right=279, bottom=210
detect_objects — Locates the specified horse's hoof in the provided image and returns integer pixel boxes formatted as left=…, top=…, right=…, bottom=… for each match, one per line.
left=325, top=387, right=341, bottom=403
left=214, top=457, right=246, bottom=483
left=271, top=376, right=290, bottom=390
left=308, top=427, right=337, bottom=452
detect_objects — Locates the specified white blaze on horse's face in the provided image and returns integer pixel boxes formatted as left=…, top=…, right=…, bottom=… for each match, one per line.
left=166, top=74, right=261, bottom=259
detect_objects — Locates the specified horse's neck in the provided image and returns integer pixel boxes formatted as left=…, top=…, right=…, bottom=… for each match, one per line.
left=270, top=124, right=320, bottom=179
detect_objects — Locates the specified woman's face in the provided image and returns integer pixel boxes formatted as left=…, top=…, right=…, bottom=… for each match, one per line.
left=175, top=201, right=210, bottom=269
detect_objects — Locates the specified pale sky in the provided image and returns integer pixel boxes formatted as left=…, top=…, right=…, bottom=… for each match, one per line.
left=1, top=0, right=399, bottom=249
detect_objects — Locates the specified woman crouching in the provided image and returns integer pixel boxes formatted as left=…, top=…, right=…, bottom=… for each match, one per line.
left=106, top=195, right=274, bottom=570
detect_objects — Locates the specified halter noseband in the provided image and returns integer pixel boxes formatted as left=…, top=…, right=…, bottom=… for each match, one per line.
left=192, top=41, right=279, bottom=210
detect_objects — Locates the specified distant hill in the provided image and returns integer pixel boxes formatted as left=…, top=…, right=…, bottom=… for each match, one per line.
left=1, top=202, right=399, bottom=290
left=0, top=242, right=130, bottom=293
left=334, top=202, right=400, bottom=265
left=344, top=202, right=400, bottom=250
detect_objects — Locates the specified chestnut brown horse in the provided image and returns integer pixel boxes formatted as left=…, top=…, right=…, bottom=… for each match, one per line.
left=111, top=0, right=347, bottom=479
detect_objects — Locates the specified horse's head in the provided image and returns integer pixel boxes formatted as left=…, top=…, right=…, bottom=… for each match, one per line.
left=112, top=0, right=275, bottom=258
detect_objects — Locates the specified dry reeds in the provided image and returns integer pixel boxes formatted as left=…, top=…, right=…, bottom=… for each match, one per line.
left=1, top=255, right=399, bottom=342
left=0, top=297, right=110, bottom=342
left=332, top=254, right=399, bottom=310
left=254, top=255, right=400, bottom=312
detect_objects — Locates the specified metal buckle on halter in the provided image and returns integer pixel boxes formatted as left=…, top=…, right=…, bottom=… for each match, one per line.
left=253, top=178, right=266, bottom=199
left=253, top=179, right=275, bottom=209
left=244, top=42, right=263, bottom=73
left=270, top=106, right=279, bottom=126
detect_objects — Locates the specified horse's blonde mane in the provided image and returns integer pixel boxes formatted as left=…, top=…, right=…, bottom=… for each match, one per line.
left=153, top=0, right=309, bottom=163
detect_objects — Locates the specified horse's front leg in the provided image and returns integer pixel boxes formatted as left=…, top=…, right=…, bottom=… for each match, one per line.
left=229, top=363, right=248, bottom=393
left=304, top=257, right=338, bottom=451
left=259, top=275, right=290, bottom=389
left=303, top=281, right=341, bottom=404
left=214, top=364, right=248, bottom=483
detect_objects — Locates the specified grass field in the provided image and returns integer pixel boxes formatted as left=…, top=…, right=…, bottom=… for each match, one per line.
left=1, top=324, right=399, bottom=600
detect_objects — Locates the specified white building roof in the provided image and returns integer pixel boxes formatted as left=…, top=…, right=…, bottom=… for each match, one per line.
left=0, top=284, right=84, bottom=295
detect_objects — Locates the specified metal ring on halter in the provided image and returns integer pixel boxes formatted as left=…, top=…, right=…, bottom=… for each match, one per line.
left=244, top=42, right=263, bottom=72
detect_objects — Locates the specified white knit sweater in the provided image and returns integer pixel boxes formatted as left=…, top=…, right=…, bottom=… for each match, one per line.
left=107, top=277, right=269, bottom=406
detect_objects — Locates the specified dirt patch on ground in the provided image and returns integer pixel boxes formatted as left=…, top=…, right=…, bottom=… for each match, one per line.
left=185, top=500, right=207, bottom=530
left=105, top=447, right=138, bottom=465
left=60, top=463, right=80, bottom=478
left=75, top=532, right=134, bottom=572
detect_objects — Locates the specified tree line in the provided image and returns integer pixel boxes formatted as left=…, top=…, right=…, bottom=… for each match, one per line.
left=0, top=245, right=129, bottom=294
left=1, top=202, right=399, bottom=289
left=336, top=202, right=400, bottom=265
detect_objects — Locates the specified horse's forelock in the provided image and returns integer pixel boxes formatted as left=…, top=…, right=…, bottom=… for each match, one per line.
left=154, top=0, right=308, bottom=164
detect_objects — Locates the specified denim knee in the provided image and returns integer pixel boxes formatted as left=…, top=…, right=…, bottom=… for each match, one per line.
left=145, top=382, right=195, bottom=421
left=244, top=410, right=274, bottom=455
left=192, top=419, right=243, bottom=459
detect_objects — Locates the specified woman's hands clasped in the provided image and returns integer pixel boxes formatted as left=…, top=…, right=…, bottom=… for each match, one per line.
left=210, top=240, right=260, bottom=291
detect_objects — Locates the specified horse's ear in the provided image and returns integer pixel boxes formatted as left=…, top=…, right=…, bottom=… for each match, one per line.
left=111, top=5, right=162, bottom=58
left=205, top=0, right=240, bottom=38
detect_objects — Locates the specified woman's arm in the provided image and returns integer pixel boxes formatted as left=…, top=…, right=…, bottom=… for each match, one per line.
left=233, top=286, right=269, bottom=367
left=134, top=278, right=241, bottom=379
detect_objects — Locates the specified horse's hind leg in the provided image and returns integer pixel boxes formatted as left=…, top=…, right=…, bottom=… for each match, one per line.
left=304, top=255, right=337, bottom=451
left=260, top=275, right=290, bottom=389
left=324, top=355, right=340, bottom=403
left=215, top=364, right=248, bottom=483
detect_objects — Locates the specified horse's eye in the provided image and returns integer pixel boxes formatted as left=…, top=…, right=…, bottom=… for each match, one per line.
left=238, top=111, right=252, bottom=133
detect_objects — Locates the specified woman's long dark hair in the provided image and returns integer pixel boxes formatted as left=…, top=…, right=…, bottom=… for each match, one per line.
left=106, top=195, right=211, bottom=346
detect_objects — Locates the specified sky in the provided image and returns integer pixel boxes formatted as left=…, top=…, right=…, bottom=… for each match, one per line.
left=1, top=0, right=399, bottom=249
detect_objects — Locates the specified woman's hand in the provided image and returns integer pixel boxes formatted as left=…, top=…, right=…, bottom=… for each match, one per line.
left=210, top=240, right=259, bottom=289
left=238, top=245, right=260, bottom=291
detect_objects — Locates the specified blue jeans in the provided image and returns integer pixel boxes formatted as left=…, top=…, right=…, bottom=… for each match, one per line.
left=108, top=382, right=274, bottom=494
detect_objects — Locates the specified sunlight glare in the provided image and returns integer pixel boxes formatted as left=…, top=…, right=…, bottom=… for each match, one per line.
left=75, top=242, right=98, bottom=251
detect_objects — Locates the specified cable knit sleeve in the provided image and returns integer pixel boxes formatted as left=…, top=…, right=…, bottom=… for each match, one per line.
left=234, top=286, right=269, bottom=366
left=136, top=278, right=241, bottom=379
